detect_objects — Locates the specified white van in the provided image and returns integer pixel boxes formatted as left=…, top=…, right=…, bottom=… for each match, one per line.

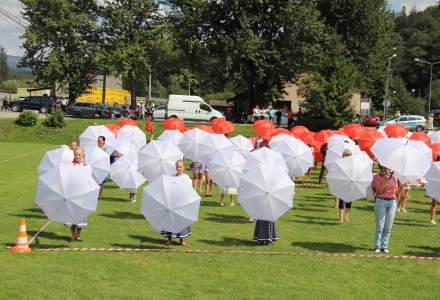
left=166, top=95, right=224, bottom=122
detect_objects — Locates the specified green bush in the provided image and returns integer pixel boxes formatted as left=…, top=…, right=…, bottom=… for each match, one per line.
left=15, top=111, right=38, bottom=127
left=44, top=108, right=65, bottom=128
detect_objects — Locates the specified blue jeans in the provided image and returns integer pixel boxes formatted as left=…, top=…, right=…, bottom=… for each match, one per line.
left=374, top=198, right=397, bottom=249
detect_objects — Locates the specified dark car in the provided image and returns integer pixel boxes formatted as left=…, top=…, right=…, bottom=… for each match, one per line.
left=10, top=96, right=55, bottom=114
left=95, top=104, right=122, bottom=119
left=65, top=102, right=99, bottom=118
left=362, top=115, right=381, bottom=127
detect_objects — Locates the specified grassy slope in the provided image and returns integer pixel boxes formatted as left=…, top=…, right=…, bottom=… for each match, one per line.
left=0, top=119, right=440, bottom=299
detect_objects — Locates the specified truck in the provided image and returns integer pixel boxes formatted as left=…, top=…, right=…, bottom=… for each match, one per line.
left=165, top=95, right=223, bottom=122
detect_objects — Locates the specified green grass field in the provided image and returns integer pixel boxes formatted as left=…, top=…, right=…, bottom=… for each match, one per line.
left=1, top=118, right=440, bottom=299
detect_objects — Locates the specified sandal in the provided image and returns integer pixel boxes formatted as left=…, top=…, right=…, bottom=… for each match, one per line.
left=180, top=240, right=189, bottom=246
left=75, top=237, right=82, bottom=242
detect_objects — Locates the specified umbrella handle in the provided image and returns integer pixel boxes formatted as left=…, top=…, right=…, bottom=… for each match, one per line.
left=28, top=220, right=52, bottom=245
left=149, top=134, right=154, bottom=142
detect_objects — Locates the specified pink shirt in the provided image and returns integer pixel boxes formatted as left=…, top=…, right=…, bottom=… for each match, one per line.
left=372, top=174, right=398, bottom=199
left=72, top=159, right=87, bottom=166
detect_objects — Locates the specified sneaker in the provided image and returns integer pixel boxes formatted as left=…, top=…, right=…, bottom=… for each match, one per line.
left=430, top=220, right=437, bottom=225
left=382, top=249, right=390, bottom=254
left=375, top=248, right=381, bottom=254
left=396, top=208, right=401, bottom=213
left=401, top=208, right=407, bottom=213
left=220, top=202, right=225, bottom=207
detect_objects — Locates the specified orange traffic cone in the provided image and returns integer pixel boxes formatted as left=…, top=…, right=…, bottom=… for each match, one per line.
left=10, top=218, right=32, bottom=253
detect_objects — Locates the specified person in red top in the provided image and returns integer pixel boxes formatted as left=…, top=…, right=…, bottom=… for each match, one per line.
left=372, top=165, right=398, bottom=253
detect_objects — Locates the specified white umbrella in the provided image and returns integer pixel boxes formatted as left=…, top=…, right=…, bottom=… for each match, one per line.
left=141, top=175, right=201, bottom=233
left=79, top=125, right=116, bottom=154
left=327, top=135, right=355, bottom=148
left=157, top=130, right=183, bottom=145
left=267, top=134, right=292, bottom=148
left=425, top=162, right=440, bottom=202
left=244, top=147, right=289, bottom=173
left=117, top=125, right=146, bottom=150
left=269, top=136, right=314, bottom=177
left=35, top=164, right=99, bottom=224
left=324, top=141, right=363, bottom=168
left=138, top=140, right=184, bottom=182
left=326, top=154, right=374, bottom=202
left=38, top=146, right=74, bottom=175
left=114, top=140, right=138, bottom=163
left=179, top=128, right=210, bottom=161
left=84, top=146, right=111, bottom=184
left=198, top=133, right=233, bottom=164
left=207, top=150, right=246, bottom=189
left=371, top=138, right=431, bottom=184
left=238, top=164, right=294, bottom=221
left=377, top=126, right=387, bottom=137
left=111, top=156, right=146, bottom=189
left=428, top=131, right=440, bottom=144
left=230, top=135, right=254, bottom=157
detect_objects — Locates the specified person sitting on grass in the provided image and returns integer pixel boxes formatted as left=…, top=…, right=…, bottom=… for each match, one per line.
left=65, top=147, right=89, bottom=242
left=161, top=160, right=192, bottom=246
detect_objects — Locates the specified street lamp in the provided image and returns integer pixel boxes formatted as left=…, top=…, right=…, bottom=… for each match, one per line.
left=384, top=54, right=397, bottom=120
left=414, top=58, right=440, bottom=115
left=411, top=88, right=415, bottom=98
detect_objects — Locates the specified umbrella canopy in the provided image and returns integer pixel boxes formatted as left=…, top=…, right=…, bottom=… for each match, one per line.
left=157, top=130, right=183, bottom=145
left=195, top=124, right=214, bottom=133
left=79, top=125, right=116, bottom=154
left=324, top=141, right=363, bottom=168
left=425, top=162, right=440, bottom=202
left=410, top=131, right=432, bottom=146
left=358, top=129, right=383, bottom=156
left=342, top=124, right=365, bottom=141
left=117, top=125, right=146, bottom=150
left=384, top=124, right=408, bottom=138
left=326, top=154, right=373, bottom=202
left=138, top=140, right=184, bottom=182
left=238, top=164, right=294, bottom=221
left=84, top=146, right=111, bottom=184
left=253, top=120, right=275, bottom=137
left=141, top=175, right=201, bottom=233
left=297, top=131, right=317, bottom=146
left=314, top=130, right=336, bottom=144
left=198, top=133, right=234, bottom=163
left=371, top=138, right=431, bottom=184
left=230, top=135, right=254, bottom=156
left=35, top=164, right=99, bottom=224
left=178, top=128, right=210, bottom=161
left=111, top=156, right=146, bottom=189
left=207, top=150, right=246, bottom=189
left=431, top=144, right=440, bottom=161
left=38, top=146, right=74, bottom=175
left=106, top=124, right=121, bottom=135
left=428, top=131, right=440, bottom=144
left=212, top=120, right=235, bottom=134
left=268, top=128, right=291, bottom=140
left=327, top=135, right=355, bottom=148
left=164, top=117, right=186, bottom=132
left=119, top=118, right=138, bottom=127
left=244, top=147, right=288, bottom=173
left=268, top=133, right=292, bottom=148
left=269, top=135, right=314, bottom=177
left=290, top=126, right=310, bottom=137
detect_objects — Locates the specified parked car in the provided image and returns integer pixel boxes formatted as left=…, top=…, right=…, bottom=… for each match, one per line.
left=10, top=96, right=55, bottom=114
left=65, top=102, right=99, bottom=118
left=152, top=105, right=167, bottom=120
left=380, top=115, right=426, bottom=131
left=363, top=115, right=381, bottom=127
left=95, top=104, right=122, bottom=119
left=166, top=95, right=223, bottom=122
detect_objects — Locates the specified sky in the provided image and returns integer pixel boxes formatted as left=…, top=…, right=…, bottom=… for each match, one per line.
left=0, top=0, right=438, bottom=56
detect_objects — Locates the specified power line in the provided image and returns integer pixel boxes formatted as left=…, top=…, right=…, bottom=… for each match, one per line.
left=0, top=5, right=27, bottom=28
left=0, top=13, right=25, bottom=31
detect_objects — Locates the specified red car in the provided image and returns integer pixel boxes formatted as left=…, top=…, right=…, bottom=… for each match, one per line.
left=363, top=115, right=381, bottom=127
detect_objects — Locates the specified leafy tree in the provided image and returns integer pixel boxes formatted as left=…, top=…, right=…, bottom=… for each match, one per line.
left=0, top=46, right=9, bottom=83
left=389, top=77, right=425, bottom=115
left=168, top=0, right=325, bottom=109
left=101, top=0, right=162, bottom=107
left=20, top=0, right=100, bottom=102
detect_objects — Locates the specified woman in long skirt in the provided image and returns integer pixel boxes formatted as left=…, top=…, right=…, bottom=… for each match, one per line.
left=253, top=220, right=278, bottom=245
left=161, top=160, right=192, bottom=246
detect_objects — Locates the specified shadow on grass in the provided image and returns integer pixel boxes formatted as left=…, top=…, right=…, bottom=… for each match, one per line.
left=27, top=230, right=71, bottom=242
left=393, top=221, right=429, bottom=227
left=291, top=215, right=339, bottom=226
left=204, top=213, right=249, bottom=224
left=99, top=211, right=144, bottom=219
left=294, top=207, right=327, bottom=212
left=200, top=201, right=222, bottom=207
left=405, top=245, right=440, bottom=257
left=9, top=213, right=46, bottom=220
left=292, top=241, right=367, bottom=253
left=198, top=237, right=258, bottom=247
left=24, top=208, right=43, bottom=213
left=100, top=197, right=128, bottom=203
left=112, top=235, right=167, bottom=249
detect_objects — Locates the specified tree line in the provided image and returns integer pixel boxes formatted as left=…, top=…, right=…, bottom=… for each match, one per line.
left=17, top=0, right=440, bottom=125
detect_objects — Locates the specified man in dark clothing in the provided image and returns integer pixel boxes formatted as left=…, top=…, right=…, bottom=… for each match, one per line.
left=287, top=109, right=294, bottom=129
left=275, top=109, right=282, bottom=127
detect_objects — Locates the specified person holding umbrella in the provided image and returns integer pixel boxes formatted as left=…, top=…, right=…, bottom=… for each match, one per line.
left=97, top=136, right=109, bottom=200
left=337, top=149, right=354, bottom=223
left=372, top=165, right=398, bottom=253
left=161, top=160, right=193, bottom=246
left=66, top=147, right=89, bottom=242
left=190, top=161, right=205, bottom=193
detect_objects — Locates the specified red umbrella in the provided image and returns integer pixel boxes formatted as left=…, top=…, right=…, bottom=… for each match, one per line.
left=290, top=126, right=310, bottom=137
left=212, top=120, right=235, bottom=134
left=298, top=131, right=317, bottom=146
left=261, top=127, right=277, bottom=141
left=430, top=144, right=440, bottom=161
left=195, top=124, right=214, bottom=133
left=253, top=120, right=275, bottom=137
left=314, top=130, right=336, bottom=144
left=164, top=117, right=186, bottom=132
left=106, top=124, right=121, bottom=135
left=358, top=128, right=383, bottom=157
left=335, top=128, right=349, bottom=136
left=410, top=131, right=432, bottom=146
left=210, top=118, right=225, bottom=126
left=119, top=118, right=138, bottom=127
left=342, top=124, right=365, bottom=141
left=268, top=128, right=291, bottom=139
left=384, top=124, right=408, bottom=138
